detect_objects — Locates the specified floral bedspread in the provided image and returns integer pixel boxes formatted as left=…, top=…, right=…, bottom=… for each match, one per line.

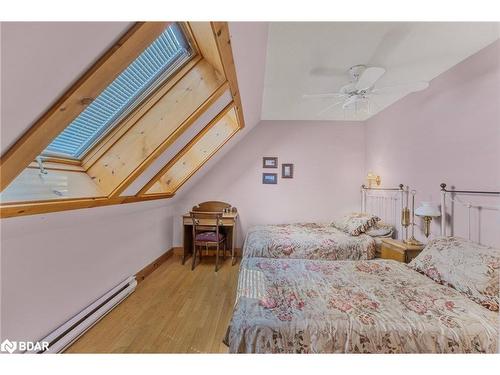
left=225, top=258, right=499, bottom=353
left=243, top=223, right=376, bottom=260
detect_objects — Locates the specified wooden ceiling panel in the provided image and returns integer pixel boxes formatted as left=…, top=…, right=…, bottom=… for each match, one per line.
left=0, top=22, right=170, bottom=191
left=143, top=105, right=239, bottom=195
left=0, top=22, right=244, bottom=218
left=189, top=22, right=225, bottom=80
left=87, top=60, right=226, bottom=196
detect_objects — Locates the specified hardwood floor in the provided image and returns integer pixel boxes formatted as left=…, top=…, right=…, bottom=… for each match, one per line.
left=66, top=255, right=240, bottom=353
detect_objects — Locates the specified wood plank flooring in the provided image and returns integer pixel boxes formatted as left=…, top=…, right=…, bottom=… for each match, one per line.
left=66, top=255, right=240, bottom=353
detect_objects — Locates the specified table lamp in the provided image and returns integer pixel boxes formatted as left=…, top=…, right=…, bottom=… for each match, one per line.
left=415, top=202, right=441, bottom=238
left=404, top=190, right=421, bottom=246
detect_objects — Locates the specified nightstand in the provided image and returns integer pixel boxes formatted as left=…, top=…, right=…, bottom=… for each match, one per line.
left=380, top=238, right=425, bottom=263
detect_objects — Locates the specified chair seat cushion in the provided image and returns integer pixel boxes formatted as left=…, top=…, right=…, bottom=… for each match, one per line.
left=195, top=231, right=225, bottom=242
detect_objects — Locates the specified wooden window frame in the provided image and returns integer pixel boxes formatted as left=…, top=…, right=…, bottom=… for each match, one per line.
left=80, top=22, right=201, bottom=167
left=0, top=22, right=244, bottom=218
left=138, top=103, right=239, bottom=196
left=0, top=22, right=171, bottom=189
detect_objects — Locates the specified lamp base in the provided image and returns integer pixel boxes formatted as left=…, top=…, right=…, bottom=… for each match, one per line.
left=404, top=236, right=422, bottom=246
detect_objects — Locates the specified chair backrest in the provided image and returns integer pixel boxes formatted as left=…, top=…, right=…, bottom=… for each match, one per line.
left=190, top=211, right=223, bottom=241
left=191, top=201, right=231, bottom=213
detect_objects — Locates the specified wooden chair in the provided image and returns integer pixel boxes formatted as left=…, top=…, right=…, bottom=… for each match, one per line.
left=190, top=211, right=227, bottom=272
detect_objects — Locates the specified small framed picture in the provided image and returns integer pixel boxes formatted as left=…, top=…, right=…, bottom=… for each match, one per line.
left=282, top=163, right=294, bottom=178
left=262, top=173, right=278, bottom=184
left=262, top=157, right=278, bottom=168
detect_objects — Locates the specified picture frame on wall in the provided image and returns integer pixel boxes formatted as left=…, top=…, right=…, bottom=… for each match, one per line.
left=262, top=173, right=278, bottom=184
left=282, top=163, right=294, bottom=178
left=262, top=157, right=278, bottom=168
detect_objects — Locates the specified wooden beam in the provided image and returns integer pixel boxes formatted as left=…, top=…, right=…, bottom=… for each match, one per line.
left=86, top=61, right=227, bottom=197
left=81, top=55, right=202, bottom=169
left=41, top=156, right=82, bottom=167
left=27, top=161, right=85, bottom=172
left=188, top=23, right=225, bottom=80
left=211, top=22, right=245, bottom=130
left=0, top=193, right=174, bottom=219
left=138, top=103, right=239, bottom=195
left=109, top=79, right=229, bottom=197
left=0, top=22, right=170, bottom=191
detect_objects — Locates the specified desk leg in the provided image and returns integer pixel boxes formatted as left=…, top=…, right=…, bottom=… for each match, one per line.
left=183, top=224, right=193, bottom=265
left=231, top=223, right=236, bottom=266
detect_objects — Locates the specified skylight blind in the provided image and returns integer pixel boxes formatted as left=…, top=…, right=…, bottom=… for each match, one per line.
left=44, top=23, right=191, bottom=158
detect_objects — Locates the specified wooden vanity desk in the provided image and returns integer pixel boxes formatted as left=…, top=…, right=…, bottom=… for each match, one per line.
left=181, top=201, right=238, bottom=265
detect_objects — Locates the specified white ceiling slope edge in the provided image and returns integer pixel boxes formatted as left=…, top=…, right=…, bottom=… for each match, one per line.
left=262, top=22, right=500, bottom=121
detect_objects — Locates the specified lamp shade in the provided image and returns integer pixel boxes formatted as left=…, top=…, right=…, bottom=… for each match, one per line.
left=415, top=202, right=441, bottom=217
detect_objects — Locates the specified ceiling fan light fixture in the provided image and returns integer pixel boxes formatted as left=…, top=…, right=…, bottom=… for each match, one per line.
left=306, top=63, right=427, bottom=117
left=348, top=64, right=367, bottom=82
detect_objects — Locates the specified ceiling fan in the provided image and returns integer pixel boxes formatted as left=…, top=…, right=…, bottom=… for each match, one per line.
left=303, top=64, right=429, bottom=115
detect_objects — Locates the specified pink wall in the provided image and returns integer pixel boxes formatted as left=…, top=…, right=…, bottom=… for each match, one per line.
left=173, top=120, right=366, bottom=247
left=365, top=40, right=500, bottom=246
left=0, top=200, right=174, bottom=342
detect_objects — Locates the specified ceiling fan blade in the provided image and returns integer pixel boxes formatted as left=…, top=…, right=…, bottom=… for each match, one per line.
left=340, top=83, right=356, bottom=94
left=372, top=81, right=429, bottom=94
left=317, top=101, right=344, bottom=116
left=309, top=67, right=345, bottom=77
left=342, top=95, right=361, bottom=109
left=355, top=67, right=386, bottom=91
left=302, top=93, right=346, bottom=99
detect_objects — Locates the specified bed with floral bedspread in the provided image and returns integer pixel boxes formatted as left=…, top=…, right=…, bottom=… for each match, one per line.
left=225, top=257, right=498, bottom=353
left=242, top=223, right=376, bottom=261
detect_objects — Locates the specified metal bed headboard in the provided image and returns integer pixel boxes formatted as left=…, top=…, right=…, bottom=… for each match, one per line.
left=440, top=183, right=500, bottom=240
left=361, top=184, right=407, bottom=240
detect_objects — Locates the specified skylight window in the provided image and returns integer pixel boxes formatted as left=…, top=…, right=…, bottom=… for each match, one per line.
left=44, top=23, right=192, bottom=159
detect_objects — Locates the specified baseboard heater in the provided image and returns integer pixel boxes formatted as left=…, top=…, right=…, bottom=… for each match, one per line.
left=31, top=276, right=137, bottom=353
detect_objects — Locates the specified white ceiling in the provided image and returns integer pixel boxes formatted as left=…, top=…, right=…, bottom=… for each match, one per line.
left=262, top=22, right=500, bottom=121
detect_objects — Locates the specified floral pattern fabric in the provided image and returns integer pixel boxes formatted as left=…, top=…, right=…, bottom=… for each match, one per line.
left=409, top=236, right=500, bottom=311
left=225, top=258, right=498, bottom=353
left=243, top=223, right=376, bottom=261
left=331, top=212, right=380, bottom=236
left=364, top=221, right=394, bottom=237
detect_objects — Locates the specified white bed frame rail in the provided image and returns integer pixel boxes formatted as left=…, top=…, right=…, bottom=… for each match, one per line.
left=361, top=184, right=407, bottom=240
left=440, top=183, right=500, bottom=241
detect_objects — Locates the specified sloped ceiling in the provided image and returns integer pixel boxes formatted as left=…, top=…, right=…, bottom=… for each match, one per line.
left=0, top=22, right=133, bottom=152
left=262, top=22, right=500, bottom=121
left=3, top=22, right=498, bottom=203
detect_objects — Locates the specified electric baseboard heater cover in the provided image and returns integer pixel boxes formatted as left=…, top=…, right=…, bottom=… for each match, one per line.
left=30, top=276, right=137, bottom=353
